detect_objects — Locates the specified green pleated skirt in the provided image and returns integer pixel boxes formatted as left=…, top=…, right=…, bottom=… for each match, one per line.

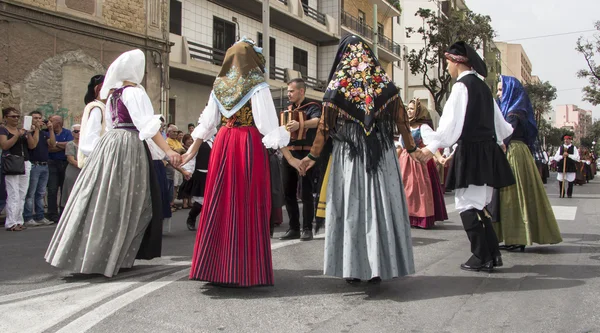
left=495, top=141, right=563, bottom=245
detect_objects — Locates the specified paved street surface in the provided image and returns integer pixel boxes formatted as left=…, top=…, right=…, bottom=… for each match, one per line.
left=1, top=174, right=600, bottom=333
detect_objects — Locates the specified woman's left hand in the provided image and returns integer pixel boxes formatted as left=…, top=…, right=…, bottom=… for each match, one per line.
left=167, top=149, right=182, bottom=168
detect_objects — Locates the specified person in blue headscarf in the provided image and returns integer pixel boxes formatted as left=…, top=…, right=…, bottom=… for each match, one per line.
left=493, top=75, right=562, bottom=252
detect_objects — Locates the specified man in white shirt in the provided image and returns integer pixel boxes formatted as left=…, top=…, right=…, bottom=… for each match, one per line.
left=420, top=41, right=515, bottom=272
left=553, top=134, right=579, bottom=198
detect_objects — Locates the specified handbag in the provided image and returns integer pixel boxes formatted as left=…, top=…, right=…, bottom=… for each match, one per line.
left=2, top=135, right=25, bottom=175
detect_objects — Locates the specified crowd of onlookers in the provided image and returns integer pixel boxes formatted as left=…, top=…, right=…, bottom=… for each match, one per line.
left=0, top=106, right=196, bottom=231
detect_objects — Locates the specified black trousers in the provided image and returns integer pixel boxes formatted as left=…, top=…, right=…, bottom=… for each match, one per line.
left=47, top=160, right=68, bottom=220
left=558, top=181, right=574, bottom=198
left=460, top=209, right=500, bottom=265
left=282, top=150, right=315, bottom=231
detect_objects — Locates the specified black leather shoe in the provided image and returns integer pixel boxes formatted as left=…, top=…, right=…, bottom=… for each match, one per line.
left=460, top=261, right=494, bottom=272
left=493, top=256, right=503, bottom=267
left=300, top=229, right=313, bottom=241
left=186, top=218, right=196, bottom=231
left=279, top=229, right=301, bottom=240
left=368, top=277, right=382, bottom=284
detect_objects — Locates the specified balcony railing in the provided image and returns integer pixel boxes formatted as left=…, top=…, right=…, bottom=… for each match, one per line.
left=188, top=40, right=226, bottom=66
left=278, top=0, right=288, bottom=5
left=302, top=3, right=326, bottom=25
left=341, top=11, right=373, bottom=40
left=303, top=75, right=327, bottom=92
left=341, top=11, right=402, bottom=57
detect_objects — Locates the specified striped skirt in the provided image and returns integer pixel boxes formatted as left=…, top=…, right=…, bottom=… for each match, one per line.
left=189, top=125, right=273, bottom=287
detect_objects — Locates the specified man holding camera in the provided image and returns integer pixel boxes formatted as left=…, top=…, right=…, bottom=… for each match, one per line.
left=23, top=111, right=56, bottom=226
left=47, top=115, right=73, bottom=223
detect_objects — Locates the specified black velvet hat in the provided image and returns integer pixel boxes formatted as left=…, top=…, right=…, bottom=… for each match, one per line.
left=445, top=41, right=488, bottom=78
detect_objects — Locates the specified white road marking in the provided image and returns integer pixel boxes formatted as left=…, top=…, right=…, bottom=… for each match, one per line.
left=552, top=206, right=578, bottom=221
left=56, top=268, right=190, bottom=333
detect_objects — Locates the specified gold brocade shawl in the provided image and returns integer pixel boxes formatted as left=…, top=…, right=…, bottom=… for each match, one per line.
left=211, top=40, right=269, bottom=118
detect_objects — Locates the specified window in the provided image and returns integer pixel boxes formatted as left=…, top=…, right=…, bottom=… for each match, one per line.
left=168, top=98, right=176, bottom=124
left=213, top=17, right=236, bottom=65
left=257, top=32, right=276, bottom=71
left=293, top=47, right=308, bottom=77
left=169, top=0, right=182, bottom=35
left=358, top=10, right=366, bottom=35
left=358, top=10, right=365, bottom=25
left=377, top=23, right=384, bottom=37
left=397, top=16, right=401, bottom=25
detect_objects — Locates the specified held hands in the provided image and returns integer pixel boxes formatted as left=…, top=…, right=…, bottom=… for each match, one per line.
left=181, top=152, right=194, bottom=166
left=183, top=170, right=192, bottom=181
left=288, top=157, right=307, bottom=176
left=437, top=156, right=446, bottom=165
left=166, top=149, right=182, bottom=168
left=286, top=120, right=300, bottom=132
left=300, top=157, right=316, bottom=173
left=501, top=144, right=507, bottom=154
left=415, top=147, right=434, bottom=163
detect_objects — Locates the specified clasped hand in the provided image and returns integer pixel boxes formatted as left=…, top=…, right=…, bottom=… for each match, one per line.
left=287, top=156, right=315, bottom=177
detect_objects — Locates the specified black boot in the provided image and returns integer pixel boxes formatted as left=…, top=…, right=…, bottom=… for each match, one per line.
left=567, top=182, right=574, bottom=198
left=558, top=181, right=564, bottom=198
left=481, top=209, right=502, bottom=267
left=459, top=209, right=493, bottom=271
left=187, top=202, right=202, bottom=231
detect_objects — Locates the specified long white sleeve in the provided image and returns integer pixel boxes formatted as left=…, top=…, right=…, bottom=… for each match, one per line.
left=121, top=87, right=162, bottom=140
left=422, top=82, right=468, bottom=153
left=191, top=97, right=220, bottom=141
left=251, top=87, right=290, bottom=149
left=79, top=107, right=103, bottom=157
left=493, top=100, right=513, bottom=144
left=554, top=149, right=562, bottom=162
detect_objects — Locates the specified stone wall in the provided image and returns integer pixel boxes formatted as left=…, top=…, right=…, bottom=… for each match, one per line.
left=103, top=0, right=146, bottom=35
left=12, top=0, right=55, bottom=11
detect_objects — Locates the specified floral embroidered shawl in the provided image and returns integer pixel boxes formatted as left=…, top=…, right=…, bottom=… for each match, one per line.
left=322, top=35, right=401, bottom=171
left=211, top=39, right=269, bottom=118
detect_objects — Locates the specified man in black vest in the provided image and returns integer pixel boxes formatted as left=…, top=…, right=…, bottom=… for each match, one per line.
left=419, top=41, right=515, bottom=272
left=279, top=78, right=321, bottom=241
left=553, top=134, right=579, bottom=198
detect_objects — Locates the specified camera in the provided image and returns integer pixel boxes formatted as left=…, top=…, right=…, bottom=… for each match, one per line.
left=43, top=120, right=49, bottom=124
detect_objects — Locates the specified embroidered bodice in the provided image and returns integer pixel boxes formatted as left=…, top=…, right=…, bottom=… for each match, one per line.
left=401, top=126, right=423, bottom=148
left=109, top=86, right=136, bottom=129
left=220, top=102, right=255, bottom=128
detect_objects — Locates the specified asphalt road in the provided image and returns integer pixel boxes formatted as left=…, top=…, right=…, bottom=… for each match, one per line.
left=1, top=174, right=600, bottom=333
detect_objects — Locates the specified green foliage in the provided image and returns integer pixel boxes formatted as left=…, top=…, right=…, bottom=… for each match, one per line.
left=524, top=81, right=557, bottom=125
left=405, top=8, right=495, bottom=115
left=576, top=21, right=600, bottom=106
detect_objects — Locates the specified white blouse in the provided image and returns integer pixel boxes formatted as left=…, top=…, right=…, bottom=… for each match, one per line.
left=553, top=144, right=580, bottom=162
left=79, top=106, right=103, bottom=157
left=105, top=86, right=162, bottom=141
left=421, top=71, right=513, bottom=153
left=191, top=87, right=290, bottom=149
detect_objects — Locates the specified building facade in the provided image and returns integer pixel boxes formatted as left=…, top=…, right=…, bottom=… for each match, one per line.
left=483, top=39, right=502, bottom=95
left=555, top=104, right=593, bottom=142
left=0, top=0, right=170, bottom=127
left=495, top=41, right=533, bottom=84
left=168, top=0, right=340, bottom=129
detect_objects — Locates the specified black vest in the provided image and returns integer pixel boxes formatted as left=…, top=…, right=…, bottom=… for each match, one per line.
left=558, top=145, right=576, bottom=173
left=457, top=74, right=496, bottom=142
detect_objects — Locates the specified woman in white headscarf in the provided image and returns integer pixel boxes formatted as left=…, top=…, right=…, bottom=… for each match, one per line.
left=45, top=49, right=181, bottom=277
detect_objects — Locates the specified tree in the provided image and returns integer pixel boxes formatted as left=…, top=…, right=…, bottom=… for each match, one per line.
left=405, top=8, right=494, bottom=115
left=576, top=21, right=600, bottom=106
left=524, top=81, right=557, bottom=125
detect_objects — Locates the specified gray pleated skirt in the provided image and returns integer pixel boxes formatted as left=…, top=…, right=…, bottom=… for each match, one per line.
left=324, top=141, right=415, bottom=280
left=45, top=130, right=153, bottom=277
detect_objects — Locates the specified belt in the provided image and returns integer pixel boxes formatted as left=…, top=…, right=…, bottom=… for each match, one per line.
left=288, top=145, right=312, bottom=151
left=31, top=161, right=48, bottom=165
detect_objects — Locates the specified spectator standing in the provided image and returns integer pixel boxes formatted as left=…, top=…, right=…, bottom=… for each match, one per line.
left=23, top=111, right=56, bottom=226
left=61, top=124, right=81, bottom=208
left=0, top=107, right=38, bottom=231
left=47, top=115, right=73, bottom=222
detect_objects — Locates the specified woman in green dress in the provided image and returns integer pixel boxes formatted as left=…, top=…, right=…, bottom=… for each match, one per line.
left=494, top=75, right=562, bottom=252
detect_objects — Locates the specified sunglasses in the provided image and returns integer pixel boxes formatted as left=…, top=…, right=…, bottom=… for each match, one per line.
left=73, top=130, right=80, bottom=133
left=5, top=115, right=20, bottom=119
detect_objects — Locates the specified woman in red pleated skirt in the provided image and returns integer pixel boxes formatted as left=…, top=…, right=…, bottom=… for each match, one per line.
left=183, top=40, right=299, bottom=287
